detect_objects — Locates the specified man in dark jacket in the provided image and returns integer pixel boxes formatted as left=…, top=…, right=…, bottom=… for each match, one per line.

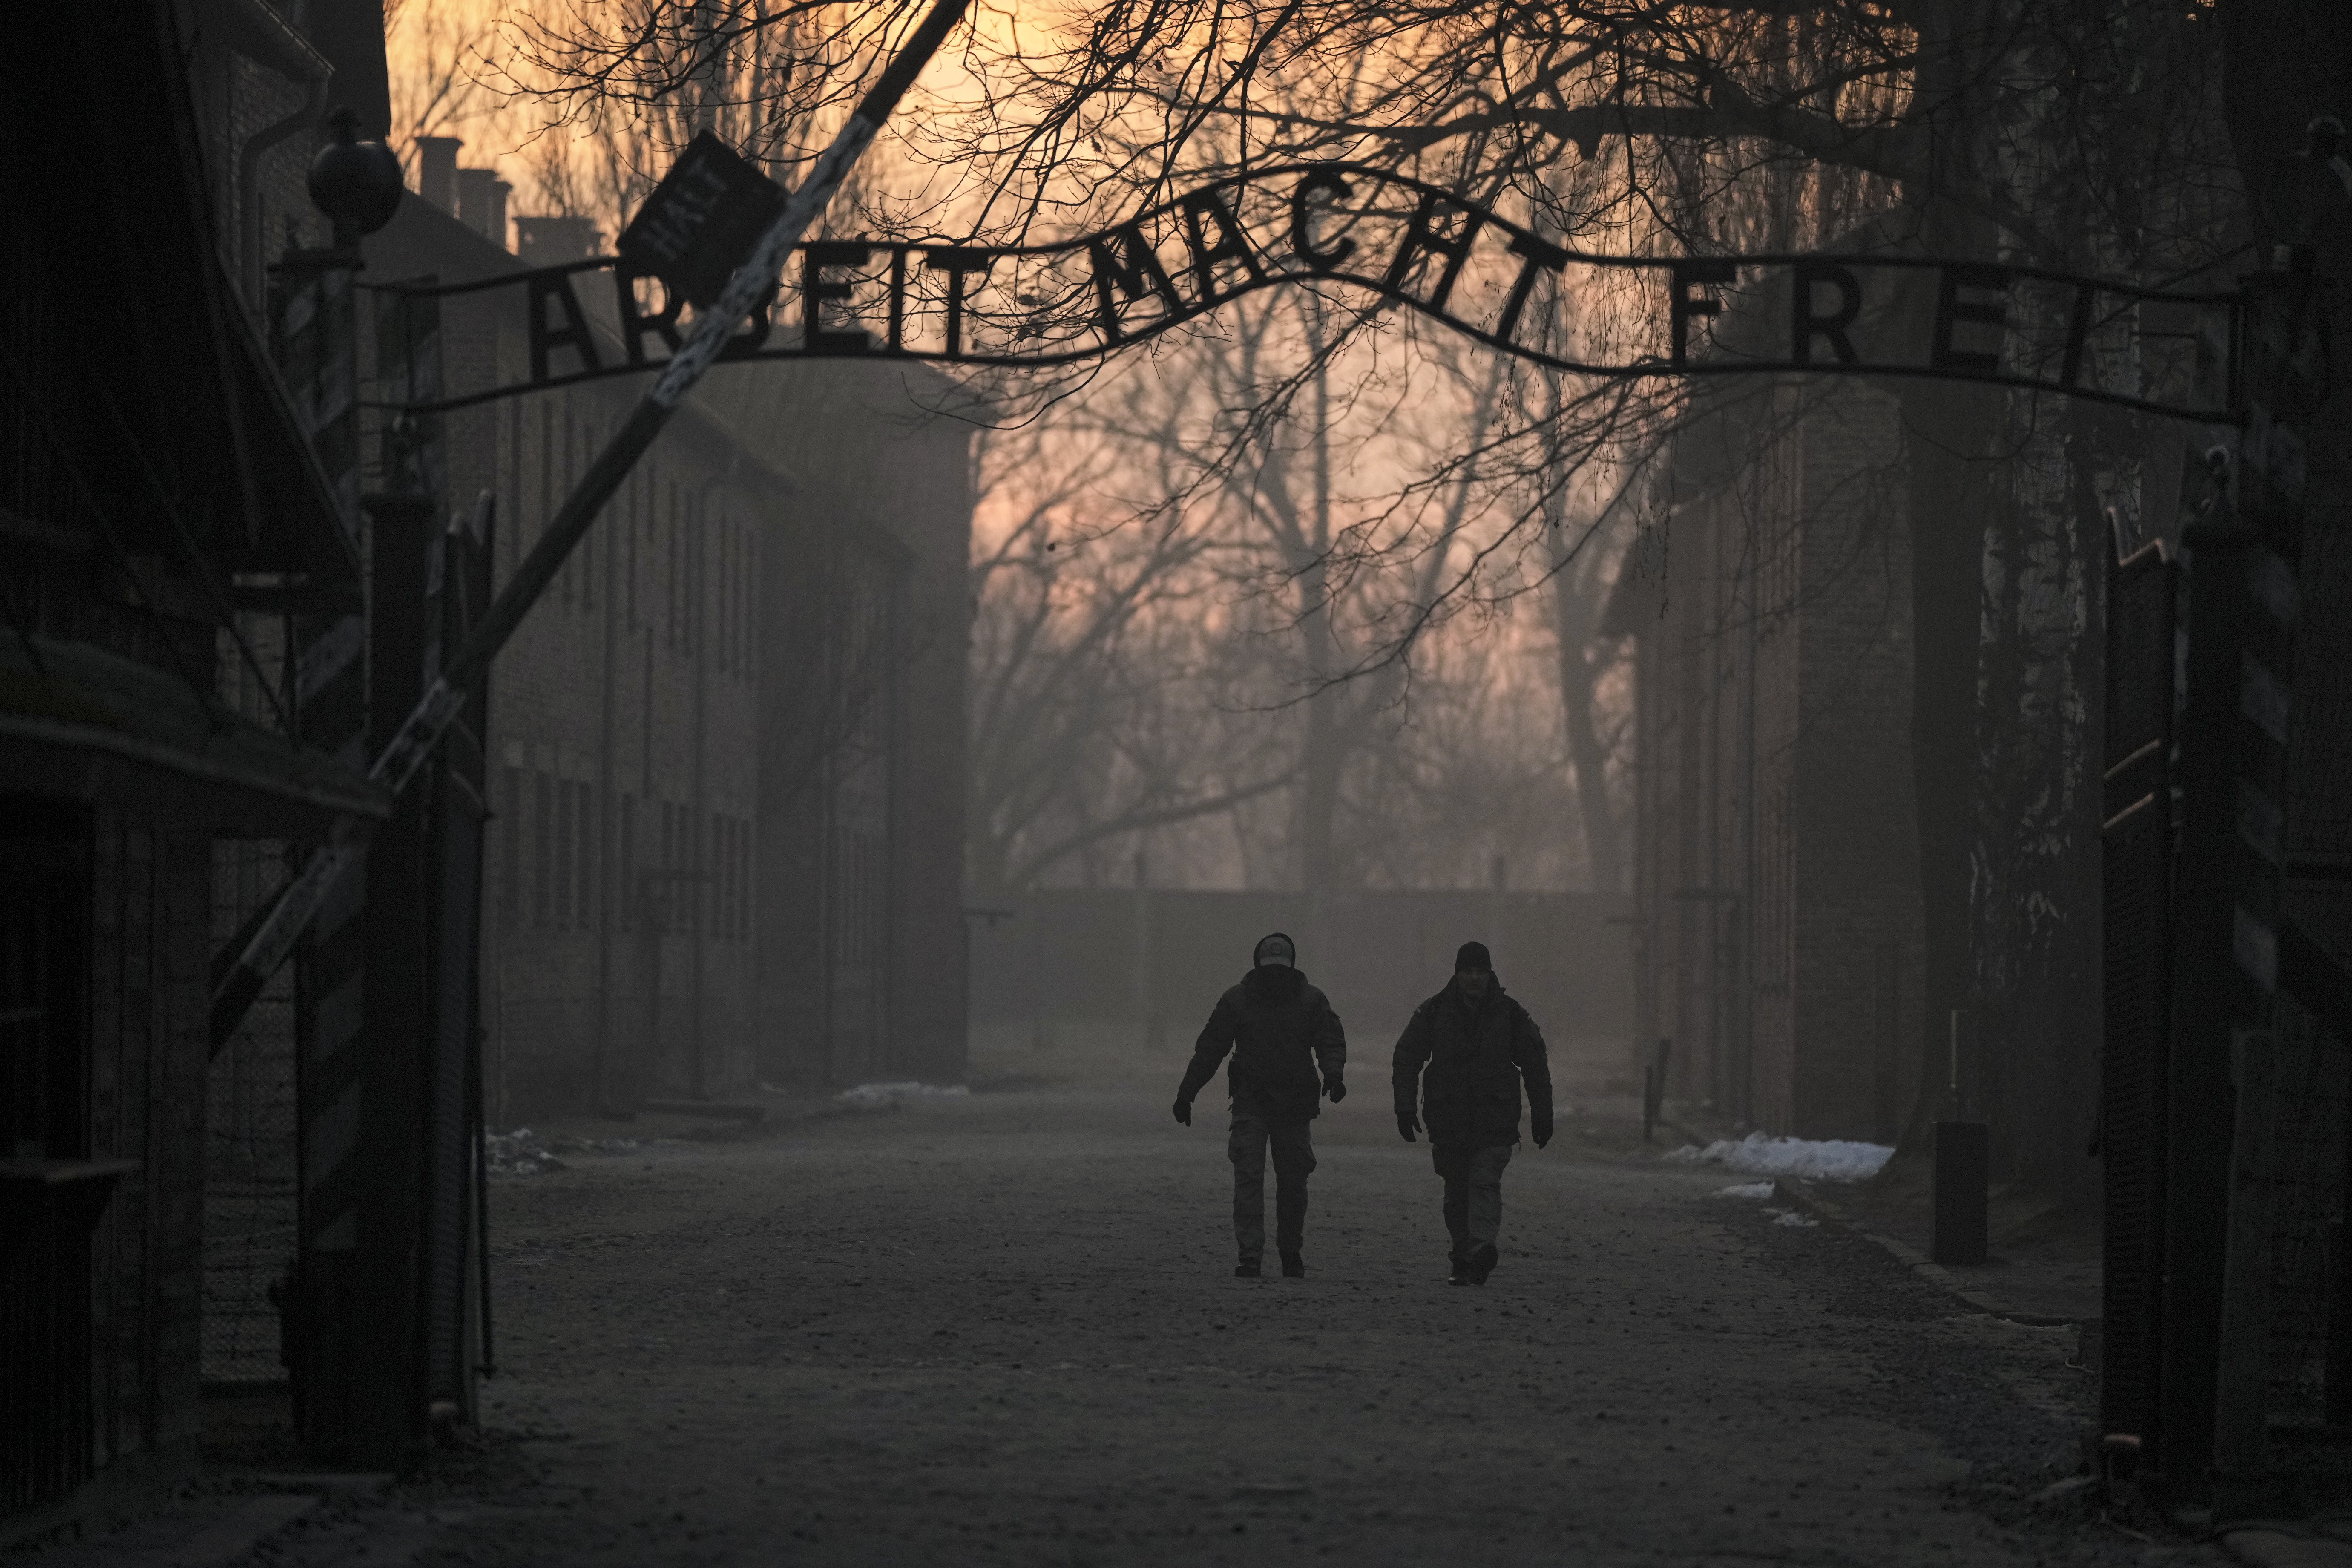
left=1392, top=941, right=1553, bottom=1286
left=1172, top=932, right=1347, bottom=1278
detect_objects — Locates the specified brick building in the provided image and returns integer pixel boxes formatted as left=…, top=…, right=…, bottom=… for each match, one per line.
left=4, top=0, right=974, bottom=1524
left=1611, top=376, right=1927, bottom=1139
left=2, top=0, right=394, bottom=1528
left=360, top=163, right=974, bottom=1120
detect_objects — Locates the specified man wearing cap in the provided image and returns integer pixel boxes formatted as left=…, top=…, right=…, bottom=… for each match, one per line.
left=1392, top=941, right=1553, bottom=1285
left=1172, top=932, right=1348, bottom=1278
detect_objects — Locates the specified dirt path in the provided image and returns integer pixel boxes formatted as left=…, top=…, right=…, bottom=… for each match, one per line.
left=233, top=1053, right=2219, bottom=1568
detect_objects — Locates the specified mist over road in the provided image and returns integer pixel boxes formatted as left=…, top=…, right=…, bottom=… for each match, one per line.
left=267, top=1047, right=2215, bottom=1568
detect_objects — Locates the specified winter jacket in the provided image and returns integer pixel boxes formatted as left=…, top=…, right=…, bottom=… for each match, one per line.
left=1177, top=965, right=1347, bottom=1125
left=1392, top=978, right=1553, bottom=1149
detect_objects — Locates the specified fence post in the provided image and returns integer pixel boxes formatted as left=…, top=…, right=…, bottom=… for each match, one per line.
left=1932, top=1120, right=1988, bottom=1266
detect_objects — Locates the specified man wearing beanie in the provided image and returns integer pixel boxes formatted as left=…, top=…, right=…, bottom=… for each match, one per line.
left=1392, top=940, right=1553, bottom=1285
left=1171, top=932, right=1348, bottom=1277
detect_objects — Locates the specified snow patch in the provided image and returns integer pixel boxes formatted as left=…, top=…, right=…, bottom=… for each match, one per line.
left=1769, top=1209, right=1821, bottom=1229
left=836, top=1081, right=973, bottom=1110
left=1665, top=1131, right=1893, bottom=1183
left=1713, top=1181, right=1777, bottom=1200
left=548, top=1134, right=642, bottom=1156
left=484, top=1128, right=566, bottom=1178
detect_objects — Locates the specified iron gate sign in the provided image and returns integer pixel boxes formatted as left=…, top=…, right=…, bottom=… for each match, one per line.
left=614, top=130, right=789, bottom=309
left=383, top=163, right=2244, bottom=423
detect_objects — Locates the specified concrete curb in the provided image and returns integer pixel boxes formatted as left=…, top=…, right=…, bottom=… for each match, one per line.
left=2220, top=1527, right=2352, bottom=1568
left=1768, top=1177, right=2084, bottom=1328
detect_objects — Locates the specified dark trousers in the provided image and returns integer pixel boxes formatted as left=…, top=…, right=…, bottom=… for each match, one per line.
left=1229, top=1111, right=1315, bottom=1263
left=1432, top=1142, right=1515, bottom=1259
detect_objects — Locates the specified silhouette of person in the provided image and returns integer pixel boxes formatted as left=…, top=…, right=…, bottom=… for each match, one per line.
left=1392, top=941, right=1553, bottom=1284
left=1172, top=932, right=1346, bottom=1277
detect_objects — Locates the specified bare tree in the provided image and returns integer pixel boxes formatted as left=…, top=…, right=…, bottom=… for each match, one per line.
left=483, top=0, right=2274, bottom=1198
left=965, top=395, right=1297, bottom=894
left=385, top=0, right=506, bottom=170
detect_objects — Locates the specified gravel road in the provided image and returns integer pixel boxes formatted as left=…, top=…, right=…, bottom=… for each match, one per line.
left=222, top=1044, right=2225, bottom=1568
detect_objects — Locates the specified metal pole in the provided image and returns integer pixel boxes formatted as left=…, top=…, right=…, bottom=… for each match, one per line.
left=210, top=0, right=970, bottom=1042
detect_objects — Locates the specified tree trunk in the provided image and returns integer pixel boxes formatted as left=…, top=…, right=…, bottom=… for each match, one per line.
left=1552, top=561, right=1625, bottom=893
left=1895, top=376, right=2001, bottom=1159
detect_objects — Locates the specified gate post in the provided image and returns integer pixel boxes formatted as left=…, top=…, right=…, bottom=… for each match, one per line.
left=2152, top=256, right=2320, bottom=1508
left=345, top=488, right=441, bottom=1473
left=2097, top=533, right=2178, bottom=1470
left=272, top=242, right=372, bottom=1457
left=298, top=281, right=452, bottom=1469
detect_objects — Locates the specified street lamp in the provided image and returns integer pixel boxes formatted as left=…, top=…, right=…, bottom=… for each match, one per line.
left=305, top=106, right=403, bottom=248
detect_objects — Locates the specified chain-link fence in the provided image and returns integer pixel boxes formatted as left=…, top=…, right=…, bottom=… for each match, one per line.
left=2270, top=991, right=2349, bottom=1427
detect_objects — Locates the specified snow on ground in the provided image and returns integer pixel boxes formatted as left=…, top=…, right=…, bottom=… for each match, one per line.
left=1665, top=1131, right=1894, bottom=1182
left=485, top=1128, right=563, bottom=1177
left=1714, top=1181, right=1778, bottom=1200
left=835, top=1081, right=973, bottom=1109
left=484, top=1129, right=647, bottom=1177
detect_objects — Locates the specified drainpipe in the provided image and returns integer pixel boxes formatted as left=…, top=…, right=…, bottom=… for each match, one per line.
left=239, top=76, right=330, bottom=303
left=214, top=0, right=334, bottom=302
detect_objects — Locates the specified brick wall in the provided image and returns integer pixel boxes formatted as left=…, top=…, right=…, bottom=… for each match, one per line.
left=82, top=807, right=214, bottom=1487
left=1788, top=381, right=1925, bottom=1141
left=466, top=379, right=769, bottom=1115
left=702, top=359, right=974, bottom=1087
left=1626, top=377, right=1926, bottom=1140
left=362, top=198, right=973, bottom=1114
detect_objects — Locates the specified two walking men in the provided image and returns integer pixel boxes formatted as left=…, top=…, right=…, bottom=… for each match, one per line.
left=1173, top=934, right=1553, bottom=1285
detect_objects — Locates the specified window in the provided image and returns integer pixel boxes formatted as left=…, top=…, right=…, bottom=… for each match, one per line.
left=580, top=417, right=596, bottom=609
left=677, top=492, right=698, bottom=659
left=718, top=816, right=735, bottom=937
left=617, top=792, right=634, bottom=929
left=713, top=527, right=726, bottom=674
left=626, top=463, right=642, bottom=630
left=725, top=528, right=736, bottom=678
left=540, top=401, right=558, bottom=604
left=742, top=528, right=758, bottom=678
left=554, top=779, right=574, bottom=926
left=502, top=402, right=522, bottom=583
left=742, top=817, right=756, bottom=938
left=578, top=780, right=596, bottom=926
left=561, top=406, right=578, bottom=607
left=667, top=485, right=681, bottom=648
left=499, top=765, right=522, bottom=927
left=733, top=815, right=755, bottom=939
left=532, top=770, right=551, bottom=926
left=724, top=526, right=739, bottom=677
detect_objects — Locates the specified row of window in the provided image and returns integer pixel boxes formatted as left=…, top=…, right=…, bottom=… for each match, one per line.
left=496, top=765, right=755, bottom=941
left=497, top=394, right=759, bottom=684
